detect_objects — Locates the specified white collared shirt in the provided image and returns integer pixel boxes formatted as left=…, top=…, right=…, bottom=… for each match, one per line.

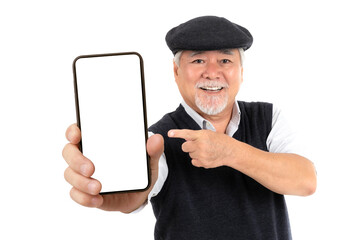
left=134, top=100, right=304, bottom=212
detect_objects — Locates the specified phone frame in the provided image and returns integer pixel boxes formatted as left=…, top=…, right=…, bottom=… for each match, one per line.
left=72, top=51, right=150, bottom=194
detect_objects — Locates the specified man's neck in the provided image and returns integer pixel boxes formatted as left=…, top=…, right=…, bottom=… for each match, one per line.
left=200, top=105, right=233, bottom=133
left=184, top=100, right=235, bottom=134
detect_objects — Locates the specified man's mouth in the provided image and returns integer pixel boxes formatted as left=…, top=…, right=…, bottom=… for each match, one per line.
left=196, top=81, right=228, bottom=93
left=199, top=86, right=224, bottom=92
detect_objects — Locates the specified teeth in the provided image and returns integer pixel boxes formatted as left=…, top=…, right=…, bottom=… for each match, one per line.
left=200, top=86, right=223, bottom=91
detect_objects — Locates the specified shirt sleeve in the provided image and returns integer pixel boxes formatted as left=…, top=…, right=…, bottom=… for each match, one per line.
left=131, top=131, right=168, bottom=213
left=266, top=105, right=308, bottom=157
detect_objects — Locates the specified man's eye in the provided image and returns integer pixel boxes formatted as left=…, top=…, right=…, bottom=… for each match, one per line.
left=221, top=59, right=231, bottom=64
left=192, top=59, right=204, bottom=64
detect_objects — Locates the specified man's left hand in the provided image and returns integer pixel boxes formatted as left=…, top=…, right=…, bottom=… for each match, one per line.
left=168, top=129, right=234, bottom=169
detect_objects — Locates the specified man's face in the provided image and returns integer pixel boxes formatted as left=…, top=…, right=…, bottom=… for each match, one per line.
left=174, top=49, right=243, bottom=116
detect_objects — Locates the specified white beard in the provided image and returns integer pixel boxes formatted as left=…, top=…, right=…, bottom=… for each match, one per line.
left=195, top=93, right=228, bottom=115
left=194, top=80, right=229, bottom=115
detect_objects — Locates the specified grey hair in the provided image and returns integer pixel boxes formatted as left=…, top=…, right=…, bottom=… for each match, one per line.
left=238, top=48, right=245, bottom=67
left=174, top=50, right=183, bottom=67
left=174, top=48, right=245, bottom=67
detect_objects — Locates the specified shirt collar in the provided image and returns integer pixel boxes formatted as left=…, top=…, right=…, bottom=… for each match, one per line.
left=181, top=100, right=241, bottom=135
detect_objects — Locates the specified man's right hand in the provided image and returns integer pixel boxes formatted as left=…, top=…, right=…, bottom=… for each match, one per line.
left=62, top=123, right=164, bottom=213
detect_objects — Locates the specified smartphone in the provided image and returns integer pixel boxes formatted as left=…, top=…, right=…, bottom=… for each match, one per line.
left=72, top=52, right=150, bottom=194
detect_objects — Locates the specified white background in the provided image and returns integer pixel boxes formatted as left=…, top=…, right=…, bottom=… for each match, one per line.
left=0, top=0, right=359, bottom=239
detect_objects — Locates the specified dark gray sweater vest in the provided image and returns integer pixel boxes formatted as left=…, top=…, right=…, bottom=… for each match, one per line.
left=148, top=101, right=292, bottom=240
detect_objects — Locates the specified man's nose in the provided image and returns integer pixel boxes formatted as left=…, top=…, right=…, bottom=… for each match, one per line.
left=202, top=62, right=221, bottom=80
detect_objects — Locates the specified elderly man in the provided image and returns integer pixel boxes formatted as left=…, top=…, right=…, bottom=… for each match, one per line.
left=63, top=16, right=317, bottom=240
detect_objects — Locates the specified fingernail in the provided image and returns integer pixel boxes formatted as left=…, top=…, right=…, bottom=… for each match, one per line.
left=168, top=130, right=174, bottom=137
left=88, top=181, right=98, bottom=194
left=91, top=196, right=102, bottom=207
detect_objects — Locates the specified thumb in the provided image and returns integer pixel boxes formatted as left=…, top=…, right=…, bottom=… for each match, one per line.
left=147, top=134, right=164, bottom=168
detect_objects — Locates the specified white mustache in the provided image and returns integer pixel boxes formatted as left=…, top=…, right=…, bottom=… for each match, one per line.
left=195, top=81, right=229, bottom=89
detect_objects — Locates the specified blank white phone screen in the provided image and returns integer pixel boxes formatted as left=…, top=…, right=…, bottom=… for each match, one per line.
left=74, top=53, right=149, bottom=193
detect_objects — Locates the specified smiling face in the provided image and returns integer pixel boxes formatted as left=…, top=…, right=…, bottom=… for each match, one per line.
left=173, top=49, right=243, bottom=117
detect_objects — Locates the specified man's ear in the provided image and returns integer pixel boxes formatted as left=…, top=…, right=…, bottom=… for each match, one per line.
left=240, top=66, right=244, bottom=84
left=173, top=60, right=179, bottom=77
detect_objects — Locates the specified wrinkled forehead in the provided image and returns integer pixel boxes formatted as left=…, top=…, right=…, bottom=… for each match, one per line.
left=174, top=48, right=243, bottom=67
left=187, top=49, right=237, bottom=57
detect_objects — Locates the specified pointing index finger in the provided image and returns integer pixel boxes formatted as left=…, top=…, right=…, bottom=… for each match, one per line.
left=168, top=129, right=198, bottom=141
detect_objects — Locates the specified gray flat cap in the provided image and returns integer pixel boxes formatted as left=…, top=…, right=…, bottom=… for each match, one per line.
left=166, top=16, right=253, bottom=55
